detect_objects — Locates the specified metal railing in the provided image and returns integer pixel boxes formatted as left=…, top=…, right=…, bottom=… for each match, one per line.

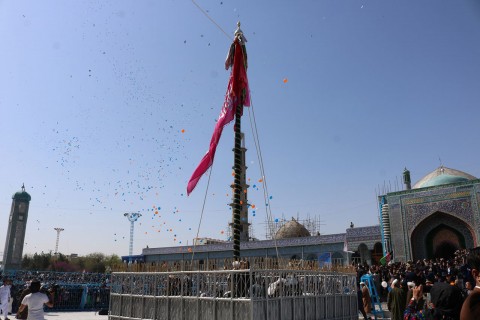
left=113, top=257, right=357, bottom=273
left=109, top=269, right=358, bottom=320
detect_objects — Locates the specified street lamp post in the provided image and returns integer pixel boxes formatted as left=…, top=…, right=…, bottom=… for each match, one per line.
left=124, top=213, right=142, bottom=263
left=54, top=228, right=64, bottom=255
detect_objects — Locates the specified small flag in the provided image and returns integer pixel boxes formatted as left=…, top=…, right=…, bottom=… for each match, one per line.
left=187, top=38, right=249, bottom=195
left=380, top=251, right=393, bottom=266
left=379, top=256, right=386, bottom=266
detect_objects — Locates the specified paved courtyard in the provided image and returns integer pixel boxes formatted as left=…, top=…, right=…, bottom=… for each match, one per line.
left=43, top=311, right=108, bottom=320
left=7, top=301, right=391, bottom=319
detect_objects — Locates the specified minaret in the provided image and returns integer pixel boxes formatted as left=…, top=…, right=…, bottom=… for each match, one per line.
left=3, top=184, right=31, bottom=270
left=403, top=167, right=412, bottom=190
left=230, top=132, right=250, bottom=242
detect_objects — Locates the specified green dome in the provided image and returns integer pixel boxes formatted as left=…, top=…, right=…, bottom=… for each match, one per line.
left=413, top=167, right=477, bottom=189
left=420, top=174, right=469, bottom=188
left=12, top=186, right=31, bottom=201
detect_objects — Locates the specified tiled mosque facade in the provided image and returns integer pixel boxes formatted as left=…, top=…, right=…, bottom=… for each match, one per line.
left=380, top=167, right=480, bottom=262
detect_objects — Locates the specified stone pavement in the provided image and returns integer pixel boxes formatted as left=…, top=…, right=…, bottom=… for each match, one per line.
left=358, top=301, right=392, bottom=319
left=7, top=301, right=391, bottom=320
left=43, top=311, right=108, bottom=320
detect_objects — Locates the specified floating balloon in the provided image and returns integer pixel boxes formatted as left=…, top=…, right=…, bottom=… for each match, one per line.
left=283, top=78, right=288, bottom=83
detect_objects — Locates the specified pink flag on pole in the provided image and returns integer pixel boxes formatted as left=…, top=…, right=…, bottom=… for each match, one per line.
left=187, top=39, right=249, bottom=195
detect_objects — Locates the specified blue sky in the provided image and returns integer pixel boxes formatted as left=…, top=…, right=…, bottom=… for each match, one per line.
left=1, top=0, right=479, bottom=257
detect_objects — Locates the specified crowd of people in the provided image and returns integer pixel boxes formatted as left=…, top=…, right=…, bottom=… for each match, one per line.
left=3, top=270, right=109, bottom=287
left=0, top=271, right=110, bottom=318
left=356, top=249, right=480, bottom=320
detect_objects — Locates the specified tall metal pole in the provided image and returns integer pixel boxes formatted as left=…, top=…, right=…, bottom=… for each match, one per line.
left=231, top=22, right=248, bottom=261
left=54, top=227, right=64, bottom=255
left=124, top=212, right=142, bottom=263
left=232, top=98, right=243, bottom=261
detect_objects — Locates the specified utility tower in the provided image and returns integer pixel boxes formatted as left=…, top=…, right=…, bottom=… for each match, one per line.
left=54, top=227, right=64, bottom=255
left=124, top=212, right=142, bottom=263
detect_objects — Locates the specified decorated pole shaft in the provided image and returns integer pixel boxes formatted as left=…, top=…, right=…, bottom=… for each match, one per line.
left=227, top=22, right=248, bottom=261
left=232, top=101, right=243, bottom=260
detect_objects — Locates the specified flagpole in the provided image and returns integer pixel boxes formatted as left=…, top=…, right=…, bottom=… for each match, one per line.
left=231, top=22, right=247, bottom=261
left=232, top=95, right=243, bottom=261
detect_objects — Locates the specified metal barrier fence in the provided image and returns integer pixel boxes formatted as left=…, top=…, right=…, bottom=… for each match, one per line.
left=109, top=269, right=358, bottom=320
left=50, top=284, right=110, bottom=311
left=113, top=257, right=357, bottom=273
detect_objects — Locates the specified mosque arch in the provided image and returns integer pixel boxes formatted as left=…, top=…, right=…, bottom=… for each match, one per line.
left=357, top=243, right=371, bottom=265
left=427, top=225, right=465, bottom=259
left=410, top=211, right=474, bottom=260
left=371, top=242, right=383, bottom=265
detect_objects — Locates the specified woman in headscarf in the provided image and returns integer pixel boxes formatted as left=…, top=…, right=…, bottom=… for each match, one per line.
left=460, top=255, right=480, bottom=320
left=404, top=282, right=464, bottom=320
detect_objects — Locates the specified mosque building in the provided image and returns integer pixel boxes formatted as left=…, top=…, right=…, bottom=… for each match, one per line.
left=138, top=166, right=480, bottom=266
left=380, top=166, right=480, bottom=262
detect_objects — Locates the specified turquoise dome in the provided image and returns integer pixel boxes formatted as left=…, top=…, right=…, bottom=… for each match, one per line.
left=413, top=167, right=477, bottom=189
left=420, top=174, right=469, bottom=188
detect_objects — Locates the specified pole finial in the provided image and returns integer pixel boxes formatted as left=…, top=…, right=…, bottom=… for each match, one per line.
left=234, top=21, right=247, bottom=43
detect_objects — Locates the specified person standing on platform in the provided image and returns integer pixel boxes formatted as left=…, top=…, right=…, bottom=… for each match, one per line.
left=0, top=279, right=12, bottom=320
left=388, top=279, right=406, bottom=320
